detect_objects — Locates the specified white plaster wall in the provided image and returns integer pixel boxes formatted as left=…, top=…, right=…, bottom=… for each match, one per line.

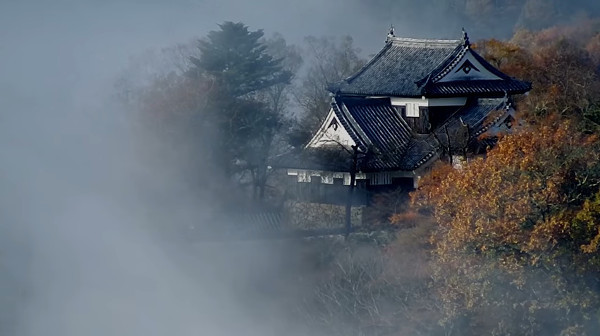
left=390, top=97, right=467, bottom=107
left=306, top=108, right=355, bottom=149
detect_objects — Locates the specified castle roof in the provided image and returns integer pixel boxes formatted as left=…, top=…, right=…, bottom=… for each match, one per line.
left=273, top=97, right=511, bottom=172
left=328, top=35, right=531, bottom=98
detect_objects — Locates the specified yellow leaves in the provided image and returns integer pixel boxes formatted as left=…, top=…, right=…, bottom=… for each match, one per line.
left=527, top=214, right=570, bottom=253
left=581, top=236, right=600, bottom=254
left=413, top=120, right=600, bottom=319
left=572, top=191, right=600, bottom=254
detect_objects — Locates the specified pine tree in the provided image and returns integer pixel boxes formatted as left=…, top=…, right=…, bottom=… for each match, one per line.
left=190, top=21, right=291, bottom=97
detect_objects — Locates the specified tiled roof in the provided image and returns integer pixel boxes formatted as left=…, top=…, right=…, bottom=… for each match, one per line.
left=421, top=44, right=507, bottom=84
left=441, top=98, right=509, bottom=139
left=343, top=97, right=509, bottom=171
left=273, top=98, right=510, bottom=173
left=330, top=97, right=369, bottom=150
left=401, top=98, right=509, bottom=169
left=394, top=137, right=439, bottom=170
left=335, top=97, right=413, bottom=154
left=329, top=35, right=531, bottom=98
left=332, top=97, right=414, bottom=171
left=329, top=37, right=462, bottom=97
left=272, top=97, right=413, bottom=171
left=420, top=46, right=532, bottom=96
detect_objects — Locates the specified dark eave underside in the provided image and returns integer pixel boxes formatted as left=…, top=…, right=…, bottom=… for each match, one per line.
left=271, top=148, right=353, bottom=171
left=424, top=79, right=532, bottom=97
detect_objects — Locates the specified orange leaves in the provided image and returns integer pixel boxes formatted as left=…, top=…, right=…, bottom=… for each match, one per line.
left=583, top=132, right=599, bottom=145
left=481, top=21, right=600, bottom=122
left=473, top=38, right=532, bottom=81
left=415, top=20, right=600, bottom=334
left=415, top=119, right=600, bottom=328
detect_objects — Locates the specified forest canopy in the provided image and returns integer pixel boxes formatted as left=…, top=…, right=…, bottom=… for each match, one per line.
left=401, top=20, right=600, bottom=335
left=120, top=16, right=600, bottom=336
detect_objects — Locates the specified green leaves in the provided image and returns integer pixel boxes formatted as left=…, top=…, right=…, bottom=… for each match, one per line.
left=190, top=22, right=292, bottom=97
left=186, top=22, right=300, bottom=199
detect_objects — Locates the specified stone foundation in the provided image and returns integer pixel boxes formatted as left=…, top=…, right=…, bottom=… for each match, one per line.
left=284, top=201, right=364, bottom=230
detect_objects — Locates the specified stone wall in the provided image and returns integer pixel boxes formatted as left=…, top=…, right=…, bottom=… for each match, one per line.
left=284, top=200, right=364, bottom=230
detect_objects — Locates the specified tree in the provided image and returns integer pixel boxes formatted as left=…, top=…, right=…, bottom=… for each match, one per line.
left=478, top=24, right=600, bottom=125
left=473, top=38, right=533, bottom=78
left=412, top=121, right=600, bottom=335
left=586, top=33, right=600, bottom=67
left=290, top=36, right=366, bottom=146
left=296, top=233, right=444, bottom=336
left=250, top=33, right=303, bottom=199
left=114, top=41, right=197, bottom=107
left=188, top=22, right=297, bottom=199
left=530, top=39, right=600, bottom=117
left=190, top=21, right=292, bottom=97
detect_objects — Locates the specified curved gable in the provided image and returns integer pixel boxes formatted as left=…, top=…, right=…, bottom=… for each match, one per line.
left=420, top=44, right=532, bottom=97
left=436, top=50, right=504, bottom=82
left=306, top=108, right=356, bottom=149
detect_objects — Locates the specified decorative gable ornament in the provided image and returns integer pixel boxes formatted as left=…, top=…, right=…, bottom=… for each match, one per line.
left=329, top=29, right=530, bottom=98
left=457, top=59, right=479, bottom=74
left=273, top=29, right=532, bottom=187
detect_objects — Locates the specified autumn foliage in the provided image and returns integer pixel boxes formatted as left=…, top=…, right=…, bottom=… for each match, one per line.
left=413, top=121, right=600, bottom=334
left=475, top=20, right=600, bottom=125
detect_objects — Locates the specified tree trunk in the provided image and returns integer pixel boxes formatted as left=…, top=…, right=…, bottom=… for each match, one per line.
left=444, top=125, right=453, bottom=165
left=345, top=145, right=358, bottom=238
left=258, top=159, right=267, bottom=200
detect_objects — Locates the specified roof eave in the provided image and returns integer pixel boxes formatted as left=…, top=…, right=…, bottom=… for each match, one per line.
left=335, top=91, right=424, bottom=98
left=424, top=90, right=528, bottom=99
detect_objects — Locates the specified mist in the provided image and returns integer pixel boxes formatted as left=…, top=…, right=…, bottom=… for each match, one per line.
left=2, top=0, right=600, bottom=335
left=0, top=1, right=391, bottom=335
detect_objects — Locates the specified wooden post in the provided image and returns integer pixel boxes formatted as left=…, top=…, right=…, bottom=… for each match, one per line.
left=345, top=145, right=359, bottom=238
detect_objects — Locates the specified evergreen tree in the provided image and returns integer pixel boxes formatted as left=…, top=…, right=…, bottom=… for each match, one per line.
left=189, top=22, right=296, bottom=200
left=190, top=21, right=292, bottom=97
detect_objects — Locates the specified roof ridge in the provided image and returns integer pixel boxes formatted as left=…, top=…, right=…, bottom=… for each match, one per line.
left=388, top=36, right=461, bottom=47
left=333, top=37, right=460, bottom=91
